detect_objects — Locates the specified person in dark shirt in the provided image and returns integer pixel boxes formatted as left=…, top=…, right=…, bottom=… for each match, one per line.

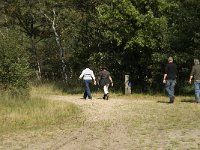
left=189, top=59, right=200, bottom=103
left=163, top=57, right=177, bottom=103
left=98, top=66, right=113, bottom=100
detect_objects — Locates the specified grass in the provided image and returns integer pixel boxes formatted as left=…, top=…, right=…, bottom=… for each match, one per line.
left=113, top=94, right=200, bottom=149
left=30, top=83, right=65, bottom=96
left=1, top=83, right=200, bottom=149
left=81, top=92, right=200, bottom=149
left=0, top=85, right=84, bottom=134
left=123, top=102, right=200, bottom=131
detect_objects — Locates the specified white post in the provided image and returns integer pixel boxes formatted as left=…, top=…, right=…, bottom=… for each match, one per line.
left=125, top=75, right=131, bottom=94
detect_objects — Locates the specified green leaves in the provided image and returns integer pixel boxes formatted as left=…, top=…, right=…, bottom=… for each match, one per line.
left=97, top=0, right=168, bottom=50
left=0, top=29, right=31, bottom=96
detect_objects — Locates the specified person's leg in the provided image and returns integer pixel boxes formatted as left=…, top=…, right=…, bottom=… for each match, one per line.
left=103, top=84, right=109, bottom=100
left=165, top=80, right=174, bottom=103
left=83, top=91, right=87, bottom=99
left=106, top=84, right=110, bottom=100
left=169, top=80, right=176, bottom=103
left=103, top=85, right=107, bottom=99
left=82, top=80, right=87, bottom=99
left=198, top=82, right=200, bottom=103
left=85, top=80, right=92, bottom=99
left=165, top=80, right=171, bottom=97
left=84, top=80, right=88, bottom=99
left=103, top=85, right=108, bottom=94
left=194, top=81, right=200, bottom=103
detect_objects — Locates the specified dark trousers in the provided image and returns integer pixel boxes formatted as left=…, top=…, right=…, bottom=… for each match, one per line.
left=83, top=80, right=92, bottom=98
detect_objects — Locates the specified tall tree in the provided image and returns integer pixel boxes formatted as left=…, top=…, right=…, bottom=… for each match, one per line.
left=0, top=28, right=31, bottom=96
left=95, top=0, right=171, bottom=91
left=1, top=0, right=51, bottom=81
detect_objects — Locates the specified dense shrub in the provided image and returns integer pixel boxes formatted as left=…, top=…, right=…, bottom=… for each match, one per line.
left=0, top=30, right=31, bottom=97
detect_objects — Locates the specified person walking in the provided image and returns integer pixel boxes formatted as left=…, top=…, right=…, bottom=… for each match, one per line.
left=163, top=56, right=177, bottom=103
left=189, top=59, right=200, bottom=103
left=79, top=65, right=96, bottom=100
left=98, top=66, right=113, bottom=100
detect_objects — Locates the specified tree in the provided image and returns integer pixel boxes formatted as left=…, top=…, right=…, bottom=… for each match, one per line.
left=0, top=29, right=31, bottom=96
left=1, top=0, right=82, bottom=82
left=95, top=0, right=171, bottom=91
left=1, top=0, right=51, bottom=81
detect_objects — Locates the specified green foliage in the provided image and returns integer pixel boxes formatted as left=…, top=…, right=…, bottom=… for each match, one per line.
left=0, top=29, right=31, bottom=96
left=97, top=0, right=169, bottom=49
left=1, top=0, right=200, bottom=93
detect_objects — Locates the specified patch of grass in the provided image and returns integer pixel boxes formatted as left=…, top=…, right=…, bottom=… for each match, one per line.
left=0, top=94, right=83, bottom=134
left=123, top=101, right=200, bottom=132
left=31, top=82, right=84, bottom=95
left=30, top=83, right=64, bottom=96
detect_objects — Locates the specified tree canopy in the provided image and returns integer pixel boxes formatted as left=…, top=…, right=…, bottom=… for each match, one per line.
left=0, top=0, right=199, bottom=95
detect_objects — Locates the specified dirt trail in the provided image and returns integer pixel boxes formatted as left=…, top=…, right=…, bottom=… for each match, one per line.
left=47, top=95, right=135, bottom=150
left=2, top=95, right=200, bottom=150
left=0, top=94, right=137, bottom=150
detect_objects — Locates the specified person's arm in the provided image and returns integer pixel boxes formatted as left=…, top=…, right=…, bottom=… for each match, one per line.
left=163, top=65, right=168, bottom=83
left=91, top=71, right=96, bottom=85
left=97, top=72, right=101, bottom=85
left=79, top=70, right=85, bottom=79
left=109, top=76, right=113, bottom=86
left=189, top=75, right=193, bottom=84
left=189, top=67, right=194, bottom=84
left=163, top=74, right=167, bottom=83
left=93, top=79, right=96, bottom=85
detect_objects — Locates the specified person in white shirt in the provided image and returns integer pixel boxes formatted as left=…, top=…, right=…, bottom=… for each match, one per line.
left=79, top=66, right=96, bottom=99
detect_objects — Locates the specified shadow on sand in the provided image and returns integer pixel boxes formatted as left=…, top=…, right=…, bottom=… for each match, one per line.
left=157, top=101, right=170, bottom=104
left=181, top=99, right=195, bottom=103
left=157, top=99, right=196, bottom=104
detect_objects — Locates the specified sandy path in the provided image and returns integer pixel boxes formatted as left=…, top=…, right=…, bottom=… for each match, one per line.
left=1, top=95, right=200, bottom=150
left=0, top=94, right=136, bottom=150
left=46, top=95, right=134, bottom=150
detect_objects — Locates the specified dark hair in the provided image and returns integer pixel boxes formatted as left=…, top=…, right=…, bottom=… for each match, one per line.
left=85, top=63, right=90, bottom=68
left=101, top=66, right=107, bottom=70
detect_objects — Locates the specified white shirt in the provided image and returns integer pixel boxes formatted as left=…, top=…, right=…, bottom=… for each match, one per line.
left=79, top=68, right=95, bottom=80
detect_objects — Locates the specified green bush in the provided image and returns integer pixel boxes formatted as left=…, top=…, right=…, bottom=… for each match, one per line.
left=0, top=29, right=31, bottom=97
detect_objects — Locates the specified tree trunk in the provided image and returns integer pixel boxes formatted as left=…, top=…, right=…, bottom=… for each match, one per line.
left=42, top=9, right=67, bottom=82
left=30, top=21, right=41, bottom=81
left=51, top=17, right=67, bottom=82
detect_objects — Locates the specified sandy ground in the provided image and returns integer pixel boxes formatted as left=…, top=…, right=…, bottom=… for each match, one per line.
left=1, top=94, right=200, bottom=150
left=0, top=94, right=135, bottom=150
left=46, top=94, right=136, bottom=150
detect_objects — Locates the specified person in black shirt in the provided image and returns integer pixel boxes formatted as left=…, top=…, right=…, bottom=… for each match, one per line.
left=163, top=57, right=177, bottom=103
left=98, top=66, right=113, bottom=100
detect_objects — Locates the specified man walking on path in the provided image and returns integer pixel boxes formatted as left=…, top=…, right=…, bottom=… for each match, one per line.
left=79, top=66, right=96, bottom=100
left=163, top=56, right=177, bottom=103
left=189, top=59, right=200, bottom=103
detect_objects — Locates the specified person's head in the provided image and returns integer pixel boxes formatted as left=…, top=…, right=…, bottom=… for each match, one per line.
left=194, top=59, right=199, bottom=65
left=168, top=56, right=173, bottom=63
left=101, top=66, right=107, bottom=70
left=85, top=63, right=91, bottom=68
